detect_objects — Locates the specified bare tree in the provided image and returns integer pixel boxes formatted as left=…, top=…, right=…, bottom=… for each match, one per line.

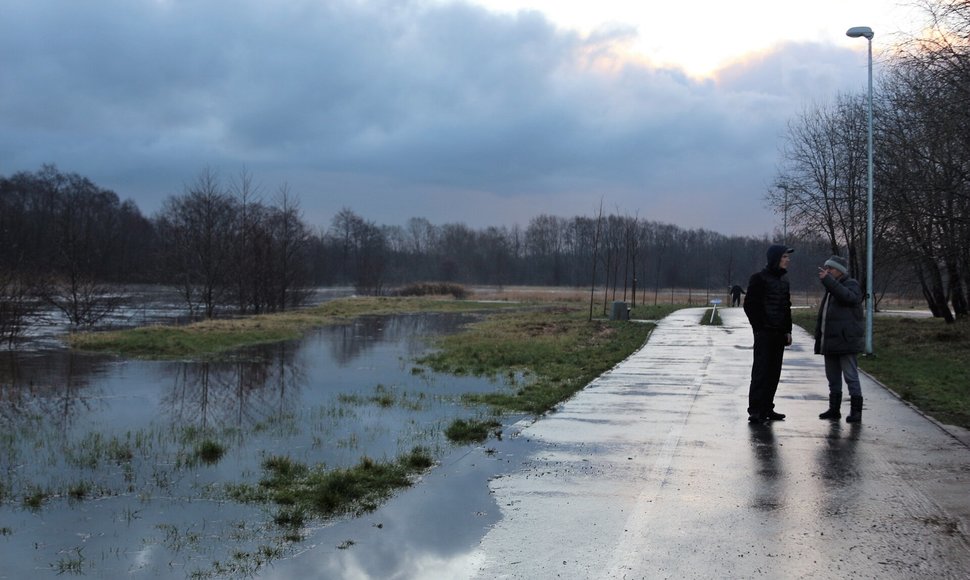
left=156, top=168, right=237, bottom=318
left=876, top=0, right=970, bottom=319
left=229, top=168, right=265, bottom=314
left=271, top=183, right=312, bottom=309
left=41, top=172, right=127, bottom=327
left=0, top=270, right=41, bottom=345
left=769, top=96, right=869, bottom=276
left=588, top=200, right=604, bottom=321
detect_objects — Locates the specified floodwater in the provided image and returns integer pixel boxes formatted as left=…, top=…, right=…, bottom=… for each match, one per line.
left=0, top=310, right=525, bottom=578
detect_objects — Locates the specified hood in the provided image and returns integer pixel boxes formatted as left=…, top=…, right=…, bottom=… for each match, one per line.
left=766, top=244, right=794, bottom=269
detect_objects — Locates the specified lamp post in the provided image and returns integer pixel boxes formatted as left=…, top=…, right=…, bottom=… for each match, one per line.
left=847, top=25, right=874, bottom=356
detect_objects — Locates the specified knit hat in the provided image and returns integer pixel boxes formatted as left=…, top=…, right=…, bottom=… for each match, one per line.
left=823, top=255, right=849, bottom=275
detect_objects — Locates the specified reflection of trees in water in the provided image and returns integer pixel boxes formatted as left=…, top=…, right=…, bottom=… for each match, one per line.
left=160, top=342, right=306, bottom=431
left=327, top=313, right=475, bottom=365
left=0, top=351, right=104, bottom=432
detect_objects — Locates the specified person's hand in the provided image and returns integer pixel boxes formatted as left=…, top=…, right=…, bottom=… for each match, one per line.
left=817, top=267, right=828, bottom=280
left=785, top=333, right=792, bottom=346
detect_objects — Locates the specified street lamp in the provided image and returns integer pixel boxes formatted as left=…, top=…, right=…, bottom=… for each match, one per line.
left=847, top=25, right=874, bottom=356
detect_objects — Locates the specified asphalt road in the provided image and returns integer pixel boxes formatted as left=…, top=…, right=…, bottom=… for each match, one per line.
left=468, top=307, right=970, bottom=579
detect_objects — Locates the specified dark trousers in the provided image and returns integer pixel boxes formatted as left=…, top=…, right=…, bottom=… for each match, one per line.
left=748, top=330, right=786, bottom=417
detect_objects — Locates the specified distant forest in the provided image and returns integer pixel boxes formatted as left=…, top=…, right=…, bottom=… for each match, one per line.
left=0, top=165, right=850, bottom=329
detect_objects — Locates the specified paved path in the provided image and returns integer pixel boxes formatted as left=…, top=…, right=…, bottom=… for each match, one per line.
left=469, top=307, right=970, bottom=579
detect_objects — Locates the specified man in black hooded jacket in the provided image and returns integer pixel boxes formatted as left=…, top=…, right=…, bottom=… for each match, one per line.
left=743, top=244, right=794, bottom=423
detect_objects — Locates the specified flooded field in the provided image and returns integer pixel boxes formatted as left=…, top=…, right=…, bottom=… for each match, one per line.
left=0, top=311, right=521, bottom=578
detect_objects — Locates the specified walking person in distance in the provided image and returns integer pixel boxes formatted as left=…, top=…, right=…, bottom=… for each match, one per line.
left=743, top=244, right=794, bottom=424
left=814, top=255, right=865, bottom=423
left=730, top=284, right=745, bottom=307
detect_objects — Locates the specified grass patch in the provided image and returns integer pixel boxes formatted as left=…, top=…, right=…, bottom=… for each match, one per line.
left=193, top=439, right=227, bottom=465
left=67, top=481, right=91, bottom=501
left=338, top=385, right=427, bottom=411
left=23, top=487, right=50, bottom=510
left=419, top=303, right=682, bottom=415
left=230, top=447, right=435, bottom=520
left=68, top=296, right=520, bottom=358
left=699, top=308, right=723, bottom=326
left=272, top=506, right=309, bottom=529
left=445, top=418, right=503, bottom=444
left=793, top=309, right=970, bottom=429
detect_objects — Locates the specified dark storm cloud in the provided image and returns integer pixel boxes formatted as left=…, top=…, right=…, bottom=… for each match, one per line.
left=0, top=0, right=866, bottom=234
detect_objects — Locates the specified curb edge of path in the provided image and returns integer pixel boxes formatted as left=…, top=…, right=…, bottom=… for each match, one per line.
left=861, top=368, right=970, bottom=450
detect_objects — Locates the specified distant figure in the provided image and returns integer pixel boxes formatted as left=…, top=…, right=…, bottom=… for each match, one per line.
left=729, top=284, right=745, bottom=307
left=743, top=244, right=794, bottom=424
left=814, top=255, right=865, bottom=423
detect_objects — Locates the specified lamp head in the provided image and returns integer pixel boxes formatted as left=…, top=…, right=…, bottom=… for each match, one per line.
left=846, top=26, right=874, bottom=39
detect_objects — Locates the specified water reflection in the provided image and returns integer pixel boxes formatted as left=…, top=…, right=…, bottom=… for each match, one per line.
left=816, top=421, right=862, bottom=517
left=161, top=343, right=306, bottom=431
left=817, top=421, right=861, bottom=483
left=0, top=312, right=508, bottom=579
left=749, top=424, right=784, bottom=511
left=328, top=313, right=479, bottom=364
left=0, top=351, right=108, bottom=432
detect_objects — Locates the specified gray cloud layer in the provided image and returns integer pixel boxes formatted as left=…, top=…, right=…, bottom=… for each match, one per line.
left=0, top=0, right=868, bottom=235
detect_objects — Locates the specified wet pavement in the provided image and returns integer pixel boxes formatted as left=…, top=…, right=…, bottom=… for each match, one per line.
left=463, top=307, right=970, bottom=579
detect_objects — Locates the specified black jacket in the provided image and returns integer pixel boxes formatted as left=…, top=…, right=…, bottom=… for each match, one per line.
left=814, top=274, right=864, bottom=355
left=744, top=246, right=792, bottom=333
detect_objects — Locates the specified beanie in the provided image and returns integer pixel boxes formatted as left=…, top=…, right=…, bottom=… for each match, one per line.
left=823, top=255, right=849, bottom=275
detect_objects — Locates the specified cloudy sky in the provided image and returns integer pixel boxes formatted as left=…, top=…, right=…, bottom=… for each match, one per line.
left=1, top=0, right=920, bottom=236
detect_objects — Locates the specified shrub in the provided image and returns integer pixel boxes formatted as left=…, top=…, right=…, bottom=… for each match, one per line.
left=393, top=282, right=469, bottom=299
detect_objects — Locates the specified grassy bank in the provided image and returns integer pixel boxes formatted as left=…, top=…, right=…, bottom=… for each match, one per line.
left=792, top=309, right=970, bottom=430
left=419, top=303, right=682, bottom=415
left=68, top=296, right=520, bottom=358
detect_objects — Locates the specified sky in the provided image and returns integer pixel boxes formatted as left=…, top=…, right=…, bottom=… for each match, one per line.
left=0, top=0, right=923, bottom=236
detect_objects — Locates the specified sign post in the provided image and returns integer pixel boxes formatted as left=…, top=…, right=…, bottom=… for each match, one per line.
left=709, top=299, right=722, bottom=324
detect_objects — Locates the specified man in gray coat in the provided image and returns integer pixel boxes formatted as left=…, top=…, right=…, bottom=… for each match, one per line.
left=814, top=255, right=865, bottom=422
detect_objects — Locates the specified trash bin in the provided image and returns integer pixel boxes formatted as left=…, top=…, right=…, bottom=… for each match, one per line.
left=610, top=301, right=630, bottom=321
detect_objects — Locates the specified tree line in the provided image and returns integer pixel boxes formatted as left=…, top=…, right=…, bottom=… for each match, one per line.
left=771, top=0, right=970, bottom=322
left=1, top=163, right=845, bottom=343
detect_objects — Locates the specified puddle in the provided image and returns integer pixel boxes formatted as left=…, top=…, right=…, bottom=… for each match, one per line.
left=0, top=312, right=526, bottom=578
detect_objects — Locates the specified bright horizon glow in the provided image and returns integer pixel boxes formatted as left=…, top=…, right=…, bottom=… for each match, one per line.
left=453, top=0, right=922, bottom=77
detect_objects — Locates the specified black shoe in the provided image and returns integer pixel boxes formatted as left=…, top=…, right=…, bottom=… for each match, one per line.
left=766, top=411, right=786, bottom=421
left=748, top=414, right=767, bottom=424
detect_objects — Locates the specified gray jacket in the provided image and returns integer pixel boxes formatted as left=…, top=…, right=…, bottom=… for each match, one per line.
left=814, top=274, right=864, bottom=355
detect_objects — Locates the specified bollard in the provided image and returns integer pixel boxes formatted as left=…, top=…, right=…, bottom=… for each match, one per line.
left=610, top=301, right=630, bottom=321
